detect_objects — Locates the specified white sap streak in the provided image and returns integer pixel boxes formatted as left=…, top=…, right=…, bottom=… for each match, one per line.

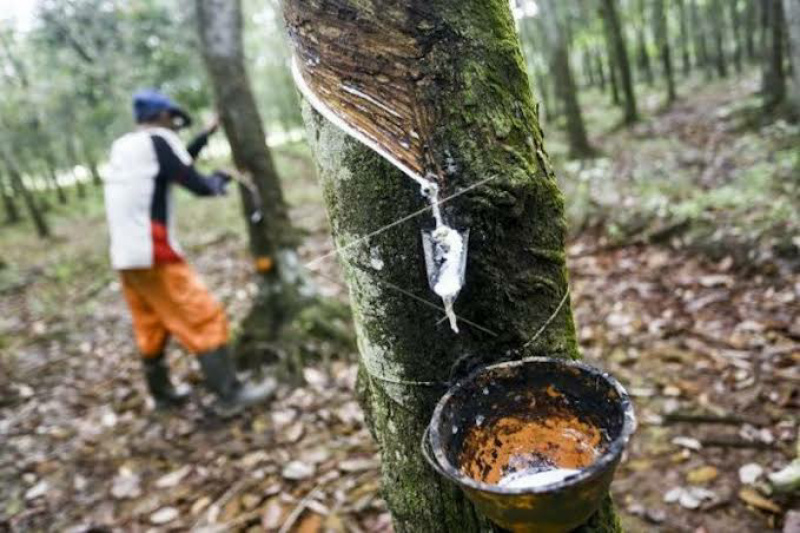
left=498, top=468, right=580, bottom=490
left=341, top=83, right=404, bottom=119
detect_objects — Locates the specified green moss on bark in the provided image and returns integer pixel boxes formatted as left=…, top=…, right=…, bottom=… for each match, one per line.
left=290, top=0, right=623, bottom=531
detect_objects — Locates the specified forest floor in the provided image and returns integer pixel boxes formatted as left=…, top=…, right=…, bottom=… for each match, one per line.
left=1, top=72, right=798, bottom=532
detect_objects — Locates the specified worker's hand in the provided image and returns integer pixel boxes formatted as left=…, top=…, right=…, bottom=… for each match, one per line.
left=210, top=170, right=232, bottom=195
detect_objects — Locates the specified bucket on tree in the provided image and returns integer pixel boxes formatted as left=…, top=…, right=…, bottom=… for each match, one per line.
left=422, top=357, right=636, bottom=533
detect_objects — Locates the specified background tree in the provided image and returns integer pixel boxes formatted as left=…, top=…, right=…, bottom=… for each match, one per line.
left=783, top=0, right=800, bottom=112
left=539, top=0, right=595, bottom=157
left=0, top=172, right=21, bottom=225
left=762, top=0, right=787, bottom=108
left=675, top=0, right=692, bottom=75
left=654, top=0, right=677, bottom=104
left=195, top=0, right=307, bottom=357
left=636, top=0, right=655, bottom=85
left=600, top=0, right=639, bottom=123
left=710, top=0, right=729, bottom=77
left=282, top=0, right=622, bottom=530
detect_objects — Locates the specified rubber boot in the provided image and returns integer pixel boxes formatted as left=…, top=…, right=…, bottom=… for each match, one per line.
left=142, top=353, right=189, bottom=409
left=197, top=346, right=276, bottom=418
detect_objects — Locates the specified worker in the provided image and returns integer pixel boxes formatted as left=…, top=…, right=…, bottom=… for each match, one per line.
left=103, top=89, right=274, bottom=416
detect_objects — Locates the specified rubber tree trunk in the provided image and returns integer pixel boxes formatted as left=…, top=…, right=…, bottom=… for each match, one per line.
left=600, top=0, right=638, bottom=123
left=636, top=0, right=654, bottom=85
left=540, top=0, right=595, bottom=158
left=763, top=0, right=787, bottom=108
left=583, top=50, right=596, bottom=88
left=1, top=151, right=50, bottom=238
left=283, top=1, right=623, bottom=531
left=44, top=157, right=67, bottom=205
left=654, top=0, right=677, bottom=104
left=710, top=0, right=729, bottom=77
left=746, top=0, right=759, bottom=60
left=195, top=0, right=308, bottom=356
left=691, top=0, right=713, bottom=78
left=783, top=0, right=800, bottom=111
left=0, top=172, right=20, bottom=224
left=730, top=0, right=744, bottom=73
left=596, top=49, right=608, bottom=91
left=607, top=41, right=622, bottom=105
left=676, top=0, right=692, bottom=75
left=66, top=137, right=87, bottom=200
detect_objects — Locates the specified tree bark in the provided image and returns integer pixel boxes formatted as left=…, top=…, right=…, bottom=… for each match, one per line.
left=691, top=0, right=713, bottom=78
left=676, top=0, right=692, bottom=75
left=730, top=0, right=744, bottom=73
left=0, top=171, right=20, bottom=224
left=540, top=0, right=595, bottom=158
left=600, top=0, right=638, bottom=123
left=636, top=0, right=654, bottom=85
left=196, top=0, right=312, bottom=358
left=783, top=0, right=800, bottom=111
left=606, top=39, right=622, bottom=105
left=654, top=0, right=677, bottom=104
left=596, top=48, right=608, bottom=91
left=746, top=0, right=759, bottom=60
left=711, top=0, right=729, bottom=77
left=283, top=0, right=622, bottom=531
left=44, top=157, right=67, bottom=205
left=763, top=0, right=787, bottom=108
left=1, top=151, right=50, bottom=238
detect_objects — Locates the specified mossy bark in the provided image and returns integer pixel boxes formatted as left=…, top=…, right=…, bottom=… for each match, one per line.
left=287, top=0, right=624, bottom=531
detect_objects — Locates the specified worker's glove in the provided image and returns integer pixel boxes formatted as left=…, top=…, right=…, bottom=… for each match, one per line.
left=209, top=171, right=232, bottom=195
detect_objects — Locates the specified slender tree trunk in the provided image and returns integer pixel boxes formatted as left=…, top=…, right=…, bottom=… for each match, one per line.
left=83, top=145, right=103, bottom=186
left=746, top=0, right=759, bottom=60
left=44, top=159, right=67, bottom=205
left=283, top=1, right=623, bottom=531
left=541, top=0, right=595, bottom=158
left=0, top=172, right=20, bottom=224
left=636, top=29, right=655, bottom=85
left=763, top=0, right=787, bottom=107
left=710, top=0, right=729, bottom=77
left=596, top=48, right=608, bottom=90
left=730, top=0, right=744, bottom=73
left=1, top=152, right=50, bottom=238
left=654, top=0, right=677, bottom=103
left=196, top=0, right=311, bottom=357
left=583, top=50, right=596, bottom=88
left=600, top=0, right=638, bottom=123
left=783, top=0, right=800, bottom=111
left=536, top=68, right=556, bottom=121
left=676, top=0, right=692, bottom=75
left=691, top=0, right=713, bottom=78
left=636, top=0, right=654, bottom=85
left=606, top=41, right=622, bottom=105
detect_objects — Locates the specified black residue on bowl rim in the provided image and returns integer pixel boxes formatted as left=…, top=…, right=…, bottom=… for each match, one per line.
left=425, top=356, right=637, bottom=496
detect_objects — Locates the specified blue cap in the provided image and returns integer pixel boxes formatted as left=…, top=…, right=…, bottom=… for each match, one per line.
left=132, top=89, right=192, bottom=128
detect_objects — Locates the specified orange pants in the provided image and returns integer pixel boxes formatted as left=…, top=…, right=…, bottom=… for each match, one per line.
left=120, top=262, right=229, bottom=358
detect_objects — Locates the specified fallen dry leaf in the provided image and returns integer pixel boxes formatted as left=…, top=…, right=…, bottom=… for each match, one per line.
left=737, top=488, right=781, bottom=514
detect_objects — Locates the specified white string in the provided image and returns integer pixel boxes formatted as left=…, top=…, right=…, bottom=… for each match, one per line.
left=303, top=175, right=498, bottom=269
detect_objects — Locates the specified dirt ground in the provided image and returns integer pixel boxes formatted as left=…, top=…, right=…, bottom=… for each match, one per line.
left=1, top=74, right=797, bottom=532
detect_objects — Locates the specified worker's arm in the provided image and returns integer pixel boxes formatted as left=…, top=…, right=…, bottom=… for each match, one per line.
left=186, top=118, right=220, bottom=160
left=151, top=135, right=229, bottom=196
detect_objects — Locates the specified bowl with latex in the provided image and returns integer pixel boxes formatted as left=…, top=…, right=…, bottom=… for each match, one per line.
left=422, top=357, right=636, bottom=533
